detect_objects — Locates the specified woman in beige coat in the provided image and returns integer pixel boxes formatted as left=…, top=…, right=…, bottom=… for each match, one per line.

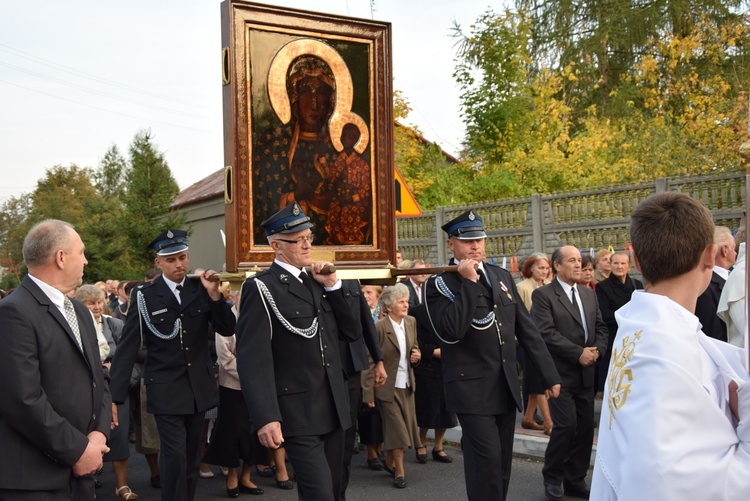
left=363, top=283, right=421, bottom=488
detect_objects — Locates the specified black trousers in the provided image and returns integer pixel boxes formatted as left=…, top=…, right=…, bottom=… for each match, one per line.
left=154, top=412, right=205, bottom=501
left=284, top=428, right=345, bottom=501
left=0, top=477, right=94, bottom=501
left=456, top=412, right=515, bottom=501
left=542, top=384, right=595, bottom=487
left=340, top=375, right=362, bottom=501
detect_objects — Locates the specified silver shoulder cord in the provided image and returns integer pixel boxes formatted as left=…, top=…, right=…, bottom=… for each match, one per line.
left=254, top=278, right=318, bottom=338
left=136, top=289, right=183, bottom=349
left=424, top=276, right=460, bottom=345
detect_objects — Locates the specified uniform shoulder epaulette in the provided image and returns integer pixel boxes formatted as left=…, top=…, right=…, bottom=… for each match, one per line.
left=137, top=281, right=155, bottom=290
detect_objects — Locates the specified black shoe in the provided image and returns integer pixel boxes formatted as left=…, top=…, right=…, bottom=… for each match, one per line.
left=150, top=475, right=161, bottom=489
left=415, top=447, right=428, bottom=464
left=367, top=457, right=384, bottom=471
left=544, top=481, right=564, bottom=501
left=394, top=476, right=406, bottom=488
left=226, top=486, right=239, bottom=498
left=255, top=465, right=275, bottom=478
left=383, top=463, right=395, bottom=476
left=275, top=479, right=294, bottom=490
left=239, top=484, right=264, bottom=495
left=564, top=483, right=590, bottom=499
left=432, top=449, right=453, bottom=463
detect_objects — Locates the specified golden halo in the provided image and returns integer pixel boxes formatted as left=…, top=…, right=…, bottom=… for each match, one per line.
left=267, top=38, right=369, bottom=154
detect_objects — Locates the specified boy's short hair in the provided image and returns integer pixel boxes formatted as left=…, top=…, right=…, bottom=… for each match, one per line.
left=630, top=192, right=714, bottom=285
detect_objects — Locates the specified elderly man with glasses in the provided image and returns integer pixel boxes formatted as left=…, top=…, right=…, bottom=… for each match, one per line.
left=235, top=202, right=361, bottom=501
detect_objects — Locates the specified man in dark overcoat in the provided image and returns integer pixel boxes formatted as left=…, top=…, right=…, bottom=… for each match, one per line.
left=235, top=202, right=361, bottom=501
left=109, top=229, right=236, bottom=501
left=0, top=220, right=111, bottom=500
left=424, top=210, right=561, bottom=501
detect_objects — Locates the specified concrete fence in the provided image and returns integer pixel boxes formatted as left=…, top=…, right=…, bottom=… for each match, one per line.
left=396, top=172, right=746, bottom=267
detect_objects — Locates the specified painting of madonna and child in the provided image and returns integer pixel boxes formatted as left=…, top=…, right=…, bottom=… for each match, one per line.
left=250, top=34, right=376, bottom=248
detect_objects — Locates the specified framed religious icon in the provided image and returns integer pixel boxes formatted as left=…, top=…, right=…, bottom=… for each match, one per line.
left=220, top=0, right=395, bottom=272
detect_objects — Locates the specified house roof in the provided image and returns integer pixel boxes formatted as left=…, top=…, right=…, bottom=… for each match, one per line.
left=172, top=168, right=224, bottom=208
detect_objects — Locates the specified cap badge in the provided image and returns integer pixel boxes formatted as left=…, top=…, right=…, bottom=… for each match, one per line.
left=292, top=203, right=300, bottom=216
left=468, top=211, right=475, bottom=221
left=167, top=230, right=174, bottom=238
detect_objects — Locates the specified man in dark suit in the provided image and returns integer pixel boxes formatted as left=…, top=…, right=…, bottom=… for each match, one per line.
left=235, top=202, right=361, bottom=501
left=424, top=210, right=561, bottom=501
left=695, top=225, right=736, bottom=342
left=403, top=259, right=428, bottom=310
left=339, top=279, right=387, bottom=500
left=109, top=229, right=236, bottom=501
left=0, top=219, right=111, bottom=500
left=531, top=245, right=609, bottom=500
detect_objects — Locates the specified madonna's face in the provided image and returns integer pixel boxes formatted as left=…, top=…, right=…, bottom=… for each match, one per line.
left=295, top=76, right=333, bottom=132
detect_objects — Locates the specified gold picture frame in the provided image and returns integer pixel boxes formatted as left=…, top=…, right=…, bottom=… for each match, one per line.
left=221, top=1, right=395, bottom=271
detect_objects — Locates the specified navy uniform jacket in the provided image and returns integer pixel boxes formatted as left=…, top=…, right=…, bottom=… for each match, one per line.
left=340, top=280, right=384, bottom=377
left=424, top=263, right=560, bottom=415
left=109, top=275, right=236, bottom=414
left=235, top=263, right=360, bottom=437
left=0, top=276, right=111, bottom=491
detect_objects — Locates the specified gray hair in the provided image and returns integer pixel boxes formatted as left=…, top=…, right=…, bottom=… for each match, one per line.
left=23, top=220, right=74, bottom=269
left=379, top=282, right=410, bottom=310
left=75, top=284, right=106, bottom=303
left=714, top=226, right=734, bottom=247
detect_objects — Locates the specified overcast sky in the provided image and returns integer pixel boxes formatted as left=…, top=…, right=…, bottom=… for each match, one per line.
left=0, top=0, right=504, bottom=202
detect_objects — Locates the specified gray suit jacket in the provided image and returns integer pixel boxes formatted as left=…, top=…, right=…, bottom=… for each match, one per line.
left=0, top=276, right=111, bottom=491
left=531, top=279, right=608, bottom=388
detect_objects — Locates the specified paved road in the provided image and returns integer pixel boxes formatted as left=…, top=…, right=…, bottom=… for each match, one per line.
left=97, top=442, right=592, bottom=500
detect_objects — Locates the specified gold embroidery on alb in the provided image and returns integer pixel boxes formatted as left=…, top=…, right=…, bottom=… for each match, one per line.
left=607, top=330, right=642, bottom=428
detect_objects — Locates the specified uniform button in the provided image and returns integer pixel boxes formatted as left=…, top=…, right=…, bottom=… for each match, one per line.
left=185, top=347, right=190, bottom=351
left=326, top=363, right=330, bottom=367
left=296, top=311, right=300, bottom=315
left=318, top=309, right=321, bottom=313
left=93, top=382, right=96, bottom=388
left=92, top=414, right=96, bottom=420
left=324, top=344, right=327, bottom=349
left=459, top=373, right=465, bottom=377
left=188, top=363, right=192, bottom=367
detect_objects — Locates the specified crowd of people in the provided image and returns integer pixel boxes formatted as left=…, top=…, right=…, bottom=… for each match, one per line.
left=2, top=196, right=750, bottom=500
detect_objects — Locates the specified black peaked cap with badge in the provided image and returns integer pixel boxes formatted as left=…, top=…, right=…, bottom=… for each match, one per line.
left=261, top=202, right=313, bottom=237
left=148, top=229, right=189, bottom=256
left=441, top=209, right=488, bottom=239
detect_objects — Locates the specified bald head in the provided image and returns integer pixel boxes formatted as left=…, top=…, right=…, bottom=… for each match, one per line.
left=23, top=220, right=74, bottom=271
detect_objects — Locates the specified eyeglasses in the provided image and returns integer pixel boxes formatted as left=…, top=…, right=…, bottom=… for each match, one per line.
left=277, top=235, right=315, bottom=246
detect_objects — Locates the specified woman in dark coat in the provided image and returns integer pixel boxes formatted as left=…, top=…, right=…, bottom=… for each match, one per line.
left=595, top=250, right=643, bottom=392
left=410, top=301, right=457, bottom=464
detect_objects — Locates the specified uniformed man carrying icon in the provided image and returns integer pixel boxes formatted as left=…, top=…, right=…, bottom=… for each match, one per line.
left=235, top=202, right=361, bottom=500
left=109, top=229, right=236, bottom=501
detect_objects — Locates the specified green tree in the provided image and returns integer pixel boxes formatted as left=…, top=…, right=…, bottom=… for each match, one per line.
left=122, top=130, right=185, bottom=269
left=95, top=144, right=128, bottom=199
left=25, top=164, right=134, bottom=281
left=393, top=92, right=475, bottom=210
left=0, top=195, right=33, bottom=285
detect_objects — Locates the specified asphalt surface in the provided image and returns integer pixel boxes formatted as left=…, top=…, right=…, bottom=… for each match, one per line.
left=97, top=440, right=592, bottom=500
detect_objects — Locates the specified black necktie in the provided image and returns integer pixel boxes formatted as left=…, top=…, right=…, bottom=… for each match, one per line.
left=300, top=272, right=316, bottom=298
left=571, top=287, right=583, bottom=320
left=478, top=269, right=492, bottom=292
left=175, top=284, right=183, bottom=305
left=571, top=287, right=589, bottom=341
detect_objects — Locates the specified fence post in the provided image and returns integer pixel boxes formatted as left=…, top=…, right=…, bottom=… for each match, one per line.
left=655, top=177, right=668, bottom=193
left=435, top=206, right=447, bottom=265
left=531, top=194, right=544, bottom=252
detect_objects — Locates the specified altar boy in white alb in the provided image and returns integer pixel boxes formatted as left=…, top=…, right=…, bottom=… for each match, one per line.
left=591, top=192, right=750, bottom=499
